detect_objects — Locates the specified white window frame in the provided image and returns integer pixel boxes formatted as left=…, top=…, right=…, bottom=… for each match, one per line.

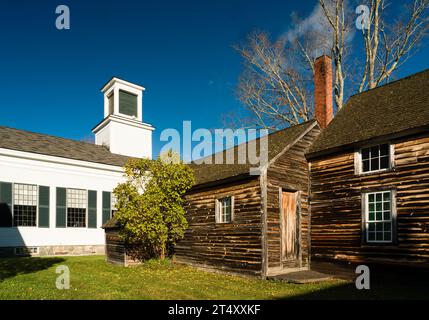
left=66, top=188, right=88, bottom=228
left=12, top=183, right=39, bottom=228
left=215, top=196, right=234, bottom=224
left=363, top=190, right=397, bottom=244
left=355, top=143, right=394, bottom=175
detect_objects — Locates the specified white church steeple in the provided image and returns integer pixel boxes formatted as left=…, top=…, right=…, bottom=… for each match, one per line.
left=92, top=77, right=154, bottom=159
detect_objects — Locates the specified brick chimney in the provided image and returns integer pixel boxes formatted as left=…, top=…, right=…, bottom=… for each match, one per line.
left=314, top=55, right=333, bottom=129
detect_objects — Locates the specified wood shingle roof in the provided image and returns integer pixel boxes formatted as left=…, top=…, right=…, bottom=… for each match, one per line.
left=308, top=69, right=429, bottom=158
left=190, top=120, right=317, bottom=186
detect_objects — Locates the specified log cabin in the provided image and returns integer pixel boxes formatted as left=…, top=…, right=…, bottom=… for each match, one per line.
left=306, top=66, right=429, bottom=272
left=175, top=57, right=334, bottom=278
left=175, top=120, right=321, bottom=278
left=177, top=55, right=429, bottom=278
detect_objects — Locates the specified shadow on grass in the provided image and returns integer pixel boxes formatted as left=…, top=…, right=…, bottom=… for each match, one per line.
left=281, top=269, right=429, bottom=300
left=0, top=257, right=65, bottom=282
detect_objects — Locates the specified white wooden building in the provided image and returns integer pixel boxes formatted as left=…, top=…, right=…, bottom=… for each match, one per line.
left=0, top=78, right=154, bottom=256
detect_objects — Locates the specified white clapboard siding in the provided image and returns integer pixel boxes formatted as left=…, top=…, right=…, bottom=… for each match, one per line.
left=0, top=148, right=125, bottom=248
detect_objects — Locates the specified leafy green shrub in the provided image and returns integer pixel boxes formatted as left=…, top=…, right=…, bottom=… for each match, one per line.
left=113, top=151, right=194, bottom=260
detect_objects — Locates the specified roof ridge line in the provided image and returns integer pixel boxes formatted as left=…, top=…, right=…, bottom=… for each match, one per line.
left=191, top=119, right=317, bottom=164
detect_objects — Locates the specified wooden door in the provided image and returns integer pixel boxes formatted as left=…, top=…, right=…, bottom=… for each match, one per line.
left=281, top=191, right=298, bottom=261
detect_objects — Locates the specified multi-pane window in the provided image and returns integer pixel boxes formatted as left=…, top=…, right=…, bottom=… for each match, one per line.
left=365, top=191, right=394, bottom=243
left=217, top=197, right=232, bottom=223
left=67, top=189, right=87, bottom=228
left=13, top=184, right=37, bottom=227
left=361, top=144, right=390, bottom=173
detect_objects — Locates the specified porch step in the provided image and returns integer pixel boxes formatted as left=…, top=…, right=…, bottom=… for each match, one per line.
left=268, top=270, right=334, bottom=284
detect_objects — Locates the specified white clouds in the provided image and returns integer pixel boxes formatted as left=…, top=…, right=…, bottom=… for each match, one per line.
left=282, top=4, right=333, bottom=45
left=279, top=1, right=355, bottom=58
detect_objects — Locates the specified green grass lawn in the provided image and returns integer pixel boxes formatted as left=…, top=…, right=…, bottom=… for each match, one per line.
left=0, top=255, right=428, bottom=300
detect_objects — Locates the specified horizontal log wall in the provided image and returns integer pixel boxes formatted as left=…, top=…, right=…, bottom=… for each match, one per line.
left=310, top=133, right=429, bottom=266
left=105, top=230, right=143, bottom=266
left=266, top=126, right=321, bottom=271
left=105, top=230, right=126, bottom=265
left=175, top=178, right=263, bottom=276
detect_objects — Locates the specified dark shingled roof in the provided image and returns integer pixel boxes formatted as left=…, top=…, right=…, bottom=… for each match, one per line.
left=102, top=217, right=120, bottom=229
left=190, top=120, right=317, bottom=186
left=0, top=126, right=130, bottom=167
left=308, top=69, right=429, bottom=158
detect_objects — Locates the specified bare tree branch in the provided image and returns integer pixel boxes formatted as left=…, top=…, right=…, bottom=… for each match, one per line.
left=229, top=1, right=429, bottom=131
left=359, top=0, right=429, bottom=91
left=231, top=32, right=314, bottom=129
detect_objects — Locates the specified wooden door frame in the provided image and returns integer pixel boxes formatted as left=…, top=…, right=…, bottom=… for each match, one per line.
left=279, top=188, right=302, bottom=266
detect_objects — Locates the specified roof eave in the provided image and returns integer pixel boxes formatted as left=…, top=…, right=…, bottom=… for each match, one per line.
left=306, top=124, right=429, bottom=160
left=188, top=172, right=260, bottom=192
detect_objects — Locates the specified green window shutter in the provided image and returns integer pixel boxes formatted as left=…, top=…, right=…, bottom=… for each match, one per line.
left=88, top=190, right=97, bottom=229
left=56, top=187, right=67, bottom=228
left=102, top=191, right=111, bottom=225
left=38, top=186, right=50, bottom=228
left=0, top=182, right=13, bottom=227
left=119, top=90, right=137, bottom=117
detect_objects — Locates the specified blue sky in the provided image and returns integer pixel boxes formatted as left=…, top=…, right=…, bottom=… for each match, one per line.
left=0, top=0, right=428, bottom=159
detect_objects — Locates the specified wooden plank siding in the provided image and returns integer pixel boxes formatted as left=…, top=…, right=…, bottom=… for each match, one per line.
left=175, top=178, right=264, bottom=276
left=104, top=229, right=144, bottom=267
left=105, top=229, right=126, bottom=265
left=266, top=126, right=321, bottom=273
left=309, top=132, right=429, bottom=267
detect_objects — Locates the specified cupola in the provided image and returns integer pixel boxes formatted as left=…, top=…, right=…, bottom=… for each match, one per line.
left=92, top=77, right=154, bottom=159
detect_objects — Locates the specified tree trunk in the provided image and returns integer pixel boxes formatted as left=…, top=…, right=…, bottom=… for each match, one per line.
left=160, top=244, right=166, bottom=260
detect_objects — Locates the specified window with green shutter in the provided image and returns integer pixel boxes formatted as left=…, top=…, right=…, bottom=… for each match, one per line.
left=56, top=187, right=67, bottom=228
left=38, top=186, right=50, bottom=228
left=119, top=90, right=137, bottom=117
left=88, top=190, right=97, bottom=228
left=0, top=182, right=13, bottom=227
left=13, top=183, right=37, bottom=227
left=102, top=191, right=111, bottom=225
left=66, top=188, right=87, bottom=228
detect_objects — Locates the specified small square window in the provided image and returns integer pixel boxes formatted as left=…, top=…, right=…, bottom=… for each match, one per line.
left=360, top=144, right=391, bottom=173
left=216, top=197, right=233, bottom=223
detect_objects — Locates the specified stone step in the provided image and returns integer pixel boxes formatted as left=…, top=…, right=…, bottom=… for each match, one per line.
left=268, top=270, right=334, bottom=284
